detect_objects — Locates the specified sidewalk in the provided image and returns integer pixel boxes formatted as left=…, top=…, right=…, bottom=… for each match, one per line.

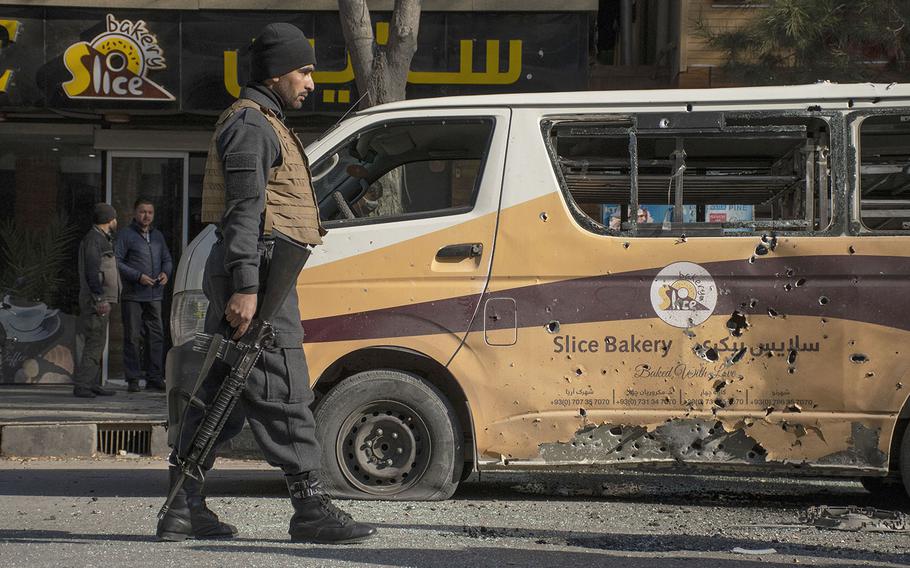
left=0, top=384, right=167, bottom=424
left=0, top=384, right=262, bottom=460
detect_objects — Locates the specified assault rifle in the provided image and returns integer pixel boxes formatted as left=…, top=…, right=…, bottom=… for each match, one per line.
left=158, top=231, right=311, bottom=520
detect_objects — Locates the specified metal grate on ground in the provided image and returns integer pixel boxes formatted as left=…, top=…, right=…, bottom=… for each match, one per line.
left=97, top=424, right=153, bottom=456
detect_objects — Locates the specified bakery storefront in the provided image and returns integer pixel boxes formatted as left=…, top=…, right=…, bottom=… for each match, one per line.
left=0, top=5, right=591, bottom=383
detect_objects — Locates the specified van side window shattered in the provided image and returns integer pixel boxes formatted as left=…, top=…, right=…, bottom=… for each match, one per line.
left=859, top=114, right=910, bottom=232
left=547, top=113, right=834, bottom=237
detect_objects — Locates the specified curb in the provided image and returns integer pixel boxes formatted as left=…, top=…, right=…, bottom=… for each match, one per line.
left=0, top=422, right=264, bottom=460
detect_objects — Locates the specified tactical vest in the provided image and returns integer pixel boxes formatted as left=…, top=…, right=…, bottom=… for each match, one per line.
left=201, top=98, right=325, bottom=246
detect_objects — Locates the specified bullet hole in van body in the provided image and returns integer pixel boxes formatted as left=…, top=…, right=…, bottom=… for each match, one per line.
left=767, top=308, right=780, bottom=318
left=783, top=283, right=793, bottom=292
left=865, top=372, right=875, bottom=378
left=848, top=245, right=856, bottom=254
left=539, top=212, right=549, bottom=222
left=726, top=311, right=749, bottom=337
left=762, top=233, right=778, bottom=251
left=787, top=404, right=803, bottom=413
left=788, top=350, right=798, bottom=365
left=748, top=256, right=757, bottom=264
left=546, top=321, right=560, bottom=334
left=623, top=242, right=631, bottom=249
left=686, top=103, right=693, bottom=112
left=676, top=234, right=687, bottom=244
left=796, top=278, right=807, bottom=287
left=818, top=296, right=830, bottom=306
left=579, top=408, right=587, bottom=417
left=755, top=244, right=770, bottom=256
left=851, top=354, right=870, bottom=364
left=693, top=344, right=719, bottom=362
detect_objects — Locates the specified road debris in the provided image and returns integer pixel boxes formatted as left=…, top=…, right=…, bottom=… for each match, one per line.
left=799, top=506, right=909, bottom=532
left=731, top=547, right=777, bottom=555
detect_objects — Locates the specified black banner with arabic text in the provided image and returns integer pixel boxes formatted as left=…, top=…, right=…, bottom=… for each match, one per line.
left=0, top=8, right=590, bottom=115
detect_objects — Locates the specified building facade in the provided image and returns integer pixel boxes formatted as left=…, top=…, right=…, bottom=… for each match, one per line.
left=0, top=0, right=598, bottom=383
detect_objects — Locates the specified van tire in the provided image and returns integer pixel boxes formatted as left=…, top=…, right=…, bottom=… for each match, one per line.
left=314, top=369, right=463, bottom=500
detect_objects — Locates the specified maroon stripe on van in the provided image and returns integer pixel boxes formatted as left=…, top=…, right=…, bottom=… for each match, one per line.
left=301, top=255, right=910, bottom=343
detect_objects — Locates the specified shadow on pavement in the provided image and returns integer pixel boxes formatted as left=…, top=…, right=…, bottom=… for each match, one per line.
left=1, top=467, right=907, bottom=513
left=0, top=529, right=880, bottom=568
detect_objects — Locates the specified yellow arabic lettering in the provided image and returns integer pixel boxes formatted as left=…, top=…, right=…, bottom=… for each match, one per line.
left=223, top=50, right=241, bottom=98
left=311, top=39, right=355, bottom=84
left=0, top=19, right=21, bottom=94
left=222, top=29, right=523, bottom=98
left=408, top=39, right=522, bottom=85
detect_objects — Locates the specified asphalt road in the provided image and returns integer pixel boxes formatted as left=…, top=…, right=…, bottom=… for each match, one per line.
left=0, top=458, right=908, bottom=567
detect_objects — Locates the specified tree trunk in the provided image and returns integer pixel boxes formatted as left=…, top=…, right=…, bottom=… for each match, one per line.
left=338, top=0, right=421, bottom=216
left=339, top=0, right=420, bottom=108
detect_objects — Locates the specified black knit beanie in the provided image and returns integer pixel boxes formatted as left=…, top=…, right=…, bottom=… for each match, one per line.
left=251, top=23, right=316, bottom=83
left=93, top=202, right=116, bottom=224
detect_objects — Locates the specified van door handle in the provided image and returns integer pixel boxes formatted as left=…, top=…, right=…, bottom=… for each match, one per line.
left=436, top=243, right=483, bottom=260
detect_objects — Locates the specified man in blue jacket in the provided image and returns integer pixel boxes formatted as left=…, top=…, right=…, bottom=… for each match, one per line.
left=115, top=198, right=174, bottom=392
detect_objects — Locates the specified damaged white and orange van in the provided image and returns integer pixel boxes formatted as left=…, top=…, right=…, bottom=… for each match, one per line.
left=168, top=82, right=910, bottom=500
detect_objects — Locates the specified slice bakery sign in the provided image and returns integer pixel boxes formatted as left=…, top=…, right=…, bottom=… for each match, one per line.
left=62, top=14, right=174, bottom=101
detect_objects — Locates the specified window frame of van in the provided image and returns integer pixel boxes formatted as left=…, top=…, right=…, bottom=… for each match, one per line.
left=313, top=116, right=498, bottom=229
left=849, top=109, right=910, bottom=235
left=541, top=110, right=845, bottom=238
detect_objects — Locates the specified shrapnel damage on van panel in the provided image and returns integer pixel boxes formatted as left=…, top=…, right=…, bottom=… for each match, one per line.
left=537, top=419, right=888, bottom=471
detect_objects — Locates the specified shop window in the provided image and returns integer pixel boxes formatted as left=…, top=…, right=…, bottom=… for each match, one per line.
left=0, top=126, right=102, bottom=384
left=859, top=114, right=910, bottom=231
left=547, top=113, right=833, bottom=236
left=312, top=119, right=494, bottom=225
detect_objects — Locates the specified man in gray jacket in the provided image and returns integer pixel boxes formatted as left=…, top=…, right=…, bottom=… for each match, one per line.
left=73, top=203, right=121, bottom=398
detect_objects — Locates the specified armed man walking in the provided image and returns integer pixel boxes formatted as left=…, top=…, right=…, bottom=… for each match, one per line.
left=157, top=23, right=376, bottom=544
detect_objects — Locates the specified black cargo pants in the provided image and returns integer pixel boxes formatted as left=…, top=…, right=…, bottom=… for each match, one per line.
left=176, top=240, right=321, bottom=475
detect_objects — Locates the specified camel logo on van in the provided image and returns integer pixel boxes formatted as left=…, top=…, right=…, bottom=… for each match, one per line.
left=62, top=14, right=174, bottom=101
left=650, top=262, right=717, bottom=328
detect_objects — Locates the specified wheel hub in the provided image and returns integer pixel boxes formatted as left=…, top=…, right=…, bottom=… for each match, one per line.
left=354, top=415, right=416, bottom=478
left=336, top=401, right=432, bottom=495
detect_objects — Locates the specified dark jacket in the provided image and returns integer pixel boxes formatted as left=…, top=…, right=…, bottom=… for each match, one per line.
left=78, top=226, right=121, bottom=305
left=115, top=220, right=174, bottom=302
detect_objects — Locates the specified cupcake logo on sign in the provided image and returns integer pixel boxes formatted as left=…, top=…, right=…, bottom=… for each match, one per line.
left=650, top=262, right=717, bottom=328
left=62, top=14, right=175, bottom=101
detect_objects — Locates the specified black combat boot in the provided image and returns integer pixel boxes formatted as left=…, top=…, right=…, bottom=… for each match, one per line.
left=156, top=467, right=238, bottom=541
left=286, top=473, right=377, bottom=544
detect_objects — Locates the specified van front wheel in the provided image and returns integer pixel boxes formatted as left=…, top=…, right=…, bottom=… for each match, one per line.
left=314, top=369, right=463, bottom=500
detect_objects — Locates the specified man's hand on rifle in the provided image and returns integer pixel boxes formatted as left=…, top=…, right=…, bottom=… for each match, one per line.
left=225, top=292, right=257, bottom=339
